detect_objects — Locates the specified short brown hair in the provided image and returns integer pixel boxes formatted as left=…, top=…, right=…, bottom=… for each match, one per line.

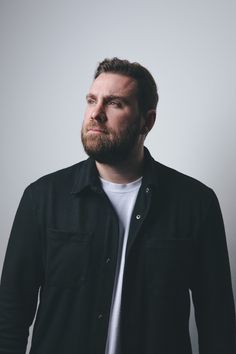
left=94, top=57, right=159, bottom=115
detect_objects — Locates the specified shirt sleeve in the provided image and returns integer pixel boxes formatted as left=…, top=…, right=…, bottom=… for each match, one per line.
left=191, top=189, right=236, bottom=354
left=0, top=185, right=44, bottom=354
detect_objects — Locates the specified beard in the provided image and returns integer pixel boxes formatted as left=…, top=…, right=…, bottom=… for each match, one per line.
left=81, top=120, right=141, bottom=164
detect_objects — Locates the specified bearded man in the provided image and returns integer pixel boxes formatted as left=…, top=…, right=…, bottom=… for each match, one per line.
left=0, top=58, right=235, bottom=354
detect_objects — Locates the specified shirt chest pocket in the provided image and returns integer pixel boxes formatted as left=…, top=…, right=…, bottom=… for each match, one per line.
left=145, top=239, right=194, bottom=292
left=45, top=229, right=92, bottom=289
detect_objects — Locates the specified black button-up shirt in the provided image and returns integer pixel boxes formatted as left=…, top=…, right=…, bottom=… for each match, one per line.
left=0, top=148, right=235, bottom=354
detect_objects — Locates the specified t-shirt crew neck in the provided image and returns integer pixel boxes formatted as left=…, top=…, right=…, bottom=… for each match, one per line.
left=100, top=176, right=143, bottom=191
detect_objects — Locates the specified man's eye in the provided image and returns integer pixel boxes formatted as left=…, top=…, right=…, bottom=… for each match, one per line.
left=87, top=98, right=96, bottom=105
left=109, top=101, right=122, bottom=108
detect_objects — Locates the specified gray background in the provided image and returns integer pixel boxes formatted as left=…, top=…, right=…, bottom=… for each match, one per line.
left=0, top=0, right=235, bottom=352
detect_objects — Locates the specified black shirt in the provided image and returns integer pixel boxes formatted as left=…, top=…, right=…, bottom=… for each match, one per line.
left=0, top=148, right=235, bottom=354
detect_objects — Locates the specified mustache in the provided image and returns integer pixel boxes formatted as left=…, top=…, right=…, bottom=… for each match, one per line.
left=85, top=123, right=109, bottom=134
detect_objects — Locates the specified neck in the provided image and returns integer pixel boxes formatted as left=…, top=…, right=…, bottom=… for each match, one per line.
left=96, top=147, right=144, bottom=184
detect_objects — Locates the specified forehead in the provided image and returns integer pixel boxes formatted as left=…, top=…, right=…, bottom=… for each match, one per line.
left=89, top=73, right=138, bottom=97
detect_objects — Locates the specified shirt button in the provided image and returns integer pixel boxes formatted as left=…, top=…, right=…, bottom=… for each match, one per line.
left=106, top=257, right=111, bottom=264
left=98, top=314, right=103, bottom=320
left=136, top=214, right=141, bottom=220
left=146, top=187, right=150, bottom=193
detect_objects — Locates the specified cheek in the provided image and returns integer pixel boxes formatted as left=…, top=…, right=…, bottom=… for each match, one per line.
left=84, top=108, right=89, bottom=119
left=81, top=115, right=90, bottom=133
left=83, top=108, right=92, bottom=124
left=114, top=116, right=137, bottom=131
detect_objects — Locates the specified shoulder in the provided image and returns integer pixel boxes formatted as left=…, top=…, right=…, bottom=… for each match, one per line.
left=157, top=160, right=209, bottom=189
left=145, top=148, right=213, bottom=199
left=25, top=159, right=89, bottom=196
left=152, top=159, right=217, bottom=207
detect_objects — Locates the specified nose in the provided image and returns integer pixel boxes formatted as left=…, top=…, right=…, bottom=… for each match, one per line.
left=91, top=103, right=107, bottom=123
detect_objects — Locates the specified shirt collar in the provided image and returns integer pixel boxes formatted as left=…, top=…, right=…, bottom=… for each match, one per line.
left=70, top=156, right=101, bottom=195
left=70, top=147, right=159, bottom=195
left=141, top=147, right=159, bottom=190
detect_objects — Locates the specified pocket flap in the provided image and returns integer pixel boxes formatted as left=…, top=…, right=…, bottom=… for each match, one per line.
left=47, top=228, right=91, bottom=242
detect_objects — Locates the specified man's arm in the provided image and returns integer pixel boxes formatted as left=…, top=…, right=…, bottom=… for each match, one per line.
left=0, top=186, right=43, bottom=354
left=191, top=190, right=236, bottom=353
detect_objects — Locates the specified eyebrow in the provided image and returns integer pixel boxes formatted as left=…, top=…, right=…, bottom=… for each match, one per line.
left=86, top=93, right=96, bottom=100
left=86, top=93, right=130, bottom=104
left=105, top=95, right=130, bottom=104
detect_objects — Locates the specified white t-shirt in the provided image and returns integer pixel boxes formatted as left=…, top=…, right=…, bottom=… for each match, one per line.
left=100, top=177, right=142, bottom=354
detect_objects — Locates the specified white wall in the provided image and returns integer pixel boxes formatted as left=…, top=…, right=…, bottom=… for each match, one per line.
left=0, top=0, right=235, bottom=352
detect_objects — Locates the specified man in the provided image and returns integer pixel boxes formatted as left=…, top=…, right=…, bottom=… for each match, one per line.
left=0, top=57, right=235, bottom=354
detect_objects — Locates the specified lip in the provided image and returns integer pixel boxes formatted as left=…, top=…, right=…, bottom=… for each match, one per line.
left=88, top=128, right=107, bottom=134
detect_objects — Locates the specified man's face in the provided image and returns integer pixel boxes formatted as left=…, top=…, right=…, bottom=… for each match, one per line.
left=81, top=72, right=143, bottom=164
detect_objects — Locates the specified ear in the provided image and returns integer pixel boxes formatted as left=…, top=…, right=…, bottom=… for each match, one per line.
left=140, top=110, right=156, bottom=135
